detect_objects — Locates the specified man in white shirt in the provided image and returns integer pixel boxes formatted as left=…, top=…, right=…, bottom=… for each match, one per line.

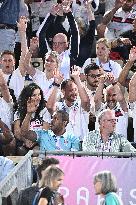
left=94, top=74, right=128, bottom=138
left=47, top=67, right=90, bottom=140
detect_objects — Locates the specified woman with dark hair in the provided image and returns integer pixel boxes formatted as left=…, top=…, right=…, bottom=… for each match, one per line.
left=93, top=170, right=123, bottom=205
left=13, top=83, right=51, bottom=155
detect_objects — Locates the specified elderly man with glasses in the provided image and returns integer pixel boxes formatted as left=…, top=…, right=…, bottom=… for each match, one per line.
left=83, top=109, right=136, bottom=152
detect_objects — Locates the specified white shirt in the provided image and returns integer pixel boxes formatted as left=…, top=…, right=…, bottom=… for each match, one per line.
left=0, top=157, right=14, bottom=182
left=105, top=8, right=136, bottom=40
left=83, top=82, right=96, bottom=115
left=59, top=50, right=71, bottom=80
left=0, top=98, right=13, bottom=130
left=33, top=69, right=54, bottom=101
left=33, top=69, right=62, bottom=101
left=9, top=68, right=25, bottom=100
left=56, top=100, right=89, bottom=140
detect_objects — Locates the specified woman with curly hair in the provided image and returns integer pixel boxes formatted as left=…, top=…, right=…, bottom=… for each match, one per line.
left=13, top=83, right=51, bottom=155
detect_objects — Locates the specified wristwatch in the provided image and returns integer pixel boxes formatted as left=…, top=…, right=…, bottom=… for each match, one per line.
left=52, top=82, right=60, bottom=87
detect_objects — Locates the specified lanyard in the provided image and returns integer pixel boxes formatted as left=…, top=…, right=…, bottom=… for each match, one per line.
left=99, top=60, right=112, bottom=72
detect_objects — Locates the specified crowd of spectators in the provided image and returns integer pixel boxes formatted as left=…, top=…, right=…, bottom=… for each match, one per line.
left=0, top=0, right=136, bottom=157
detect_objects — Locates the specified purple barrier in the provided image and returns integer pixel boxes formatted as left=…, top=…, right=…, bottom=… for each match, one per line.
left=54, top=156, right=136, bottom=205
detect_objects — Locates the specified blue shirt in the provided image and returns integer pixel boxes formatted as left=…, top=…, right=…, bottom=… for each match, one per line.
left=36, top=129, right=79, bottom=152
left=105, top=192, right=123, bottom=205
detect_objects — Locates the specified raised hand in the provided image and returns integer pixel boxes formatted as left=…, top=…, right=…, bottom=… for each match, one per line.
left=70, top=65, right=81, bottom=83
left=62, top=0, right=72, bottom=13
left=84, top=0, right=93, bottom=9
left=51, top=4, right=62, bottom=16
left=17, top=16, right=28, bottom=33
left=0, top=70, right=7, bottom=87
left=29, top=37, right=39, bottom=54
left=129, top=46, right=136, bottom=62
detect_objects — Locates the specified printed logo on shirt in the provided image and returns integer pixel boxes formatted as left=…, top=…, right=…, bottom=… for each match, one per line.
left=30, top=118, right=43, bottom=130
left=115, top=109, right=123, bottom=117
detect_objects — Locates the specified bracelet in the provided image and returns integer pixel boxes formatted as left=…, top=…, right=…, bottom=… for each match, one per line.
left=52, top=82, right=60, bottom=87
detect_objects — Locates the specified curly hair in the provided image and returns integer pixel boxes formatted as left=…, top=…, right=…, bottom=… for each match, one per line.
left=17, top=83, right=45, bottom=124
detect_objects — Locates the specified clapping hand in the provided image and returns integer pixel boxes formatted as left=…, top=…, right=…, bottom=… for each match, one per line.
left=54, top=70, right=64, bottom=85
left=99, top=72, right=115, bottom=84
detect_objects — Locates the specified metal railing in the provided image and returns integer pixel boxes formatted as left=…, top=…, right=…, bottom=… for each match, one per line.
left=34, top=150, right=136, bottom=158
left=0, top=150, right=33, bottom=197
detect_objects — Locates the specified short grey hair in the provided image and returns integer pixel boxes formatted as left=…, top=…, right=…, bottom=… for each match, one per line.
left=41, top=166, right=64, bottom=188
left=93, top=171, right=117, bottom=194
left=98, top=109, right=115, bottom=124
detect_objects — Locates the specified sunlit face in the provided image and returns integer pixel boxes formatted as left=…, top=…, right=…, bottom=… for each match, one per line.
left=100, top=111, right=117, bottom=133
left=94, top=181, right=102, bottom=195
left=44, top=55, right=58, bottom=74
left=51, top=174, right=64, bottom=191
left=52, top=34, right=68, bottom=54
left=86, top=69, right=101, bottom=88
left=96, top=42, right=110, bottom=60
left=1, top=54, right=15, bottom=74
left=106, top=87, right=117, bottom=109
left=122, top=0, right=134, bottom=12
left=51, top=113, right=64, bottom=133
left=64, top=81, right=78, bottom=103
left=31, top=88, right=41, bottom=107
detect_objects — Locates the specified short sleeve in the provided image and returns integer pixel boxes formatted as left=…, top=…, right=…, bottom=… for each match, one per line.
left=40, top=187, right=53, bottom=202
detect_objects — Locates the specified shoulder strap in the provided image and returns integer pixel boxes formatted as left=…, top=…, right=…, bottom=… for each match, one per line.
left=7, top=74, right=12, bottom=86
left=32, top=188, right=43, bottom=205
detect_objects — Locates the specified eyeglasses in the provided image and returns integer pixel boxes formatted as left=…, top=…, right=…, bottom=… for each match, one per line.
left=87, top=74, right=101, bottom=79
left=52, top=42, right=67, bottom=46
